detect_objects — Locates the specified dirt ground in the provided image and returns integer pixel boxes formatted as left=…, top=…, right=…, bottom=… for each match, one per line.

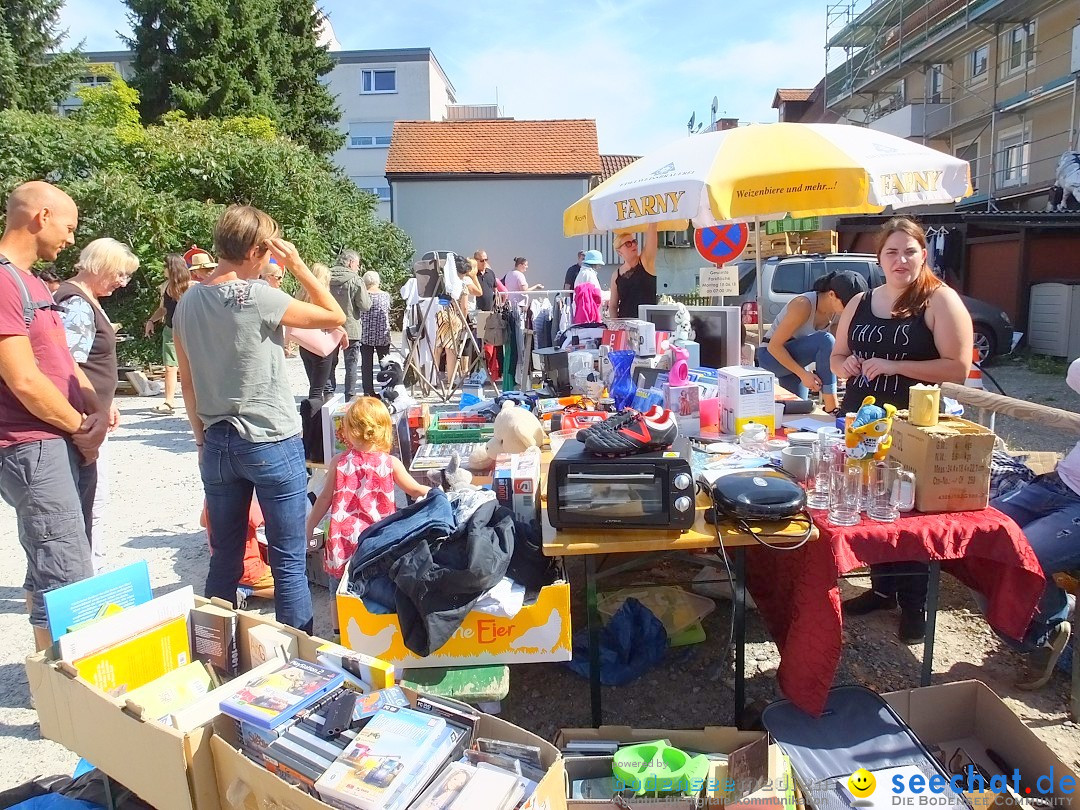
left=0, top=359, right=1077, bottom=792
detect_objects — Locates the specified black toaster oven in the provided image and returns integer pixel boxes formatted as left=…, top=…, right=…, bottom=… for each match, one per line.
left=546, top=437, right=696, bottom=530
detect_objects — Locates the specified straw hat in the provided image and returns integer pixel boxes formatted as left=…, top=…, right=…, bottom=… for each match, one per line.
left=183, top=246, right=218, bottom=271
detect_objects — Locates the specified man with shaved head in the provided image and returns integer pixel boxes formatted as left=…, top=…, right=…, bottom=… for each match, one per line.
left=0, top=181, right=107, bottom=650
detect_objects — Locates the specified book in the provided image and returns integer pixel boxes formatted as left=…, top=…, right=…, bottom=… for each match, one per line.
left=314, top=706, right=447, bottom=810
left=382, top=723, right=465, bottom=810
left=219, top=659, right=344, bottom=730
left=409, top=442, right=488, bottom=472
left=44, top=561, right=153, bottom=643
left=73, top=615, right=191, bottom=696
left=190, top=603, right=239, bottom=676
left=122, top=660, right=215, bottom=724
left=170, top=655, right=285, bottom=731
left=56, top=586, right=195, bottom=663
left=409, top=761, right=519, bottom=810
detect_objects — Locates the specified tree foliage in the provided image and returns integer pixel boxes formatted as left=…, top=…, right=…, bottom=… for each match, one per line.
left=122, top=0, right=343, bottom=156
left=0, top=0, right=85, bottom=113
left=0, top=81, right=412, bottom=365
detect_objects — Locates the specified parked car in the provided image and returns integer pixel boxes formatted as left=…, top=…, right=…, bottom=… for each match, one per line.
left=724, top=253, right=1013, bottom=363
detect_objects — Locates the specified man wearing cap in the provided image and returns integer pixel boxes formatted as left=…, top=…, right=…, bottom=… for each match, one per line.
left=0, top=181, right=107, bottom=650
left=328, top=249, right=371, bottom=398
left=563, top=250, right=586, bottom=290
left=185, top=246, right=218, bottom=283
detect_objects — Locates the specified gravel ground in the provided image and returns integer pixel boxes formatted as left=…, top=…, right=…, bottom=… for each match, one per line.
left=0, top=360, right=1077, bottom=792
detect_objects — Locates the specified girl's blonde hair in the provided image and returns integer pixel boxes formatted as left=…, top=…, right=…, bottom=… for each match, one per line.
left=340, top=396, right=393, bottom=452
left=297, top=262, right=331, bottom=302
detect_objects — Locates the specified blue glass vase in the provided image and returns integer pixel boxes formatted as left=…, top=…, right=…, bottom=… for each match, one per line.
left=609, top=350, right=637, bottom=411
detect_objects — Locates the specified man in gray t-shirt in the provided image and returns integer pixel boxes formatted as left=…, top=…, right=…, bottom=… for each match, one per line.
left=174, top=280, right=300, bottom=442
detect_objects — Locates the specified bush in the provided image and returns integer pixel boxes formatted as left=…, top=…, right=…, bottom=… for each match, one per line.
left=0, top=81, right=413, bottom=365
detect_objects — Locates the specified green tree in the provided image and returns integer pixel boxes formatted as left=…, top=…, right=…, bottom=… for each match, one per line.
left=0, top=0, right=85, bottom=113
left=123, top=0, right=343, bottom=156
left=0, top=80, right=410, bottom=365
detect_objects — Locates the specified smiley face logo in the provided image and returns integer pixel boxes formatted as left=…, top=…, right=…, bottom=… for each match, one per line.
left=848, top=768, right=876, bottom=799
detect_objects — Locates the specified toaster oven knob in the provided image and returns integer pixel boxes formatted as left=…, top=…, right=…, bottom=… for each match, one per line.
left=673, top=473, right=692, bottom=491
left=675, top=496, right=692, bottom=513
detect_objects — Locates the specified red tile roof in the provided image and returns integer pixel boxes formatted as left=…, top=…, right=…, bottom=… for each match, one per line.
left=600, top=154, right=640, bottom=181
left=772, top=88, right=815, bottom=107
left=386, top=119, right=602, bottom=176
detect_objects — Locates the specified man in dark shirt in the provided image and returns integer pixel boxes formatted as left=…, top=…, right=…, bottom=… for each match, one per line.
left=563, top=250, right=586, bottom=290
left=473, top=249, right=498, bottom=311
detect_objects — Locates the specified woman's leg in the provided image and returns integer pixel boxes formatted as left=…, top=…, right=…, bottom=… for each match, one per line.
left=201, top=424, right=253, bottom=607
left=164, top=366, right=178, bottom=407
left=299, top=347, right=333, bottom=400
left=360, top=344, right=376, bottom=397
left=756, top=345, right=806, bottom=397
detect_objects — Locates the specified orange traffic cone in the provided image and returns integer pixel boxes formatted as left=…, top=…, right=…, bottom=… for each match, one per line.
left=966, top=347, right=984, bottom=389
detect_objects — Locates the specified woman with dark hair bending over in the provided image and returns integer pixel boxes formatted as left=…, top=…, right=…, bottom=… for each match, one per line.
left=830, top=217, right=973, bottom=643
left=757, top=270, right=867, bottom=413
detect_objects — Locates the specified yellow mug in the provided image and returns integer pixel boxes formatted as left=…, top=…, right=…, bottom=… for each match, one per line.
left=908, top=384, right=940, bottom=427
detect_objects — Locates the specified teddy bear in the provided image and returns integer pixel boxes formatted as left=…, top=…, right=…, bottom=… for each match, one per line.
left=469, top=400, right=546, bottom=469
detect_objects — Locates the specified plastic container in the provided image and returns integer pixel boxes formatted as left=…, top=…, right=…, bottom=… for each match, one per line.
left=598, top=586, right=716, bottom=638
left=548, top=429, right=579, bottom=455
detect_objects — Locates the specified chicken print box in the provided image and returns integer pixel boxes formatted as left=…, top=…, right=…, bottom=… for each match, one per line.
left=335, top=569, right=572, bottom=668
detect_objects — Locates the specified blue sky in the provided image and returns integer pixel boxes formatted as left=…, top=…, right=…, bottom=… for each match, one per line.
left=57, top=0, right=829, bottom=155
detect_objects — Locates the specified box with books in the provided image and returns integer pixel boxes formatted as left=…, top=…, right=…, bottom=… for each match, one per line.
left=335, top=560, right=572, bottom=668
left=219, top=658, right=343, bottom=730
left=27, top=593, right=351, bottom=810
left=210, top=687, right=565, bottom=810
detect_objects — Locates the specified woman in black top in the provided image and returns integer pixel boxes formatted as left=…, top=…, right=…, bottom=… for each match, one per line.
left=609, top=223, right=658, bottom=320
left=831, top=217, right=973, bottom=642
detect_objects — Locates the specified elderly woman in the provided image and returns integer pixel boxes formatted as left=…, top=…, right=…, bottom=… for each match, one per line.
left=359, top=270, right=392, bottom=396
left=56, top=237, right=138, bottom=572
left=173, top=205, right=344, bottom=633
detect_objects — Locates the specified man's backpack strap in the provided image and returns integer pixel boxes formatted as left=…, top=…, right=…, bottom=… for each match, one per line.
left=0, top=255, right=61, bottom=329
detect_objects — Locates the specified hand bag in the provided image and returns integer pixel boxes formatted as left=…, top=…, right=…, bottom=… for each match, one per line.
left=285, top=326, right=345, bottom=357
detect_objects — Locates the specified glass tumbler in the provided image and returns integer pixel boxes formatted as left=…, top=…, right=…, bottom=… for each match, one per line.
left=828, top=464, right=863, bottom=526
left=805, top=441, right=830, bottom=510
left=867, top=460, right=916, bottom=523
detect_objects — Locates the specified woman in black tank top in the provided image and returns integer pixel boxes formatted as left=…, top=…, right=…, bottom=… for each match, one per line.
left=830, top=217, right=974, bottom=643
left=609, top=224, right=658, bottom=319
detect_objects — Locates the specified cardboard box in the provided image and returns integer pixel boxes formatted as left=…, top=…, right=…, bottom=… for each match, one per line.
left=319, top=394, right=347, bottom=465
left=336, top=565, right=572, bottom=669
left=601, top=329, right=630, bottom=351
left=717, top=366, right=776, bottom=435
left=211, top=688, right=564, bottom=810
left=665, top=383, right=700, bottom=416
left=556, top=726, right=786, bottom=809
left=26, top=599, right=343, bottom=810
left=494, top=448, right=541, bottom=524
left=889, top=416, right=995, bottom=512
left=884, top=680, right=1078, bottom=807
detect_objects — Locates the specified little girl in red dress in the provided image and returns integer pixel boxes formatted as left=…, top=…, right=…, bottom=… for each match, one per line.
left=306, top=396, right=429, bottom=636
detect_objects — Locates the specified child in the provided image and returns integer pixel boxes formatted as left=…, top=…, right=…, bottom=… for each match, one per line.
left=306, top=396, right=430, bottom=636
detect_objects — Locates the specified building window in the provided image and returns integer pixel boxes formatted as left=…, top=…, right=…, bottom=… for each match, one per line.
left=348, top=134, right=393, bottom=149
left=1000, top=23, right=1036, bottom=78
left=928, top=65, right=944, bottom=104
left=359, top=186, right=391, bottom=201
left=955, top=139, right=980, bottom=192
left=361, top=69, right=396, bottom=94
left=347, top=122, right=393, bottom=149
left=969, top=45, right=989, bottom=84
left=996, top=126, right=1030, bottom=188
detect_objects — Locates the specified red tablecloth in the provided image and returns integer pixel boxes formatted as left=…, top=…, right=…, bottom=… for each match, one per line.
left=744, top=506, right=1045, bottom=716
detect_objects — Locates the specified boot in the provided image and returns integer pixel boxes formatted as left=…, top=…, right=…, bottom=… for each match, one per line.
left=842, top=590, right=897, bottom=617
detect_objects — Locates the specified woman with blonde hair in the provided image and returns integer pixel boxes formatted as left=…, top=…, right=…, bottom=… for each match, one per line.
left=297, top=261, right=347, bottom=399
left=145, top=253, right=192, bottom=414
left=57, top=237, right=139, bottom=571
left=831, top=216, right=973, bottom=642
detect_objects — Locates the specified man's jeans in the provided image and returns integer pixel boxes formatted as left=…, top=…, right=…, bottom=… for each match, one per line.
left=977, top=472, right=1080, bottom=651
left=757, top=331, right=837, bottom=399
left=200, top=423, right=313, bottom=633
left=342, top=343, right=361, bottom=398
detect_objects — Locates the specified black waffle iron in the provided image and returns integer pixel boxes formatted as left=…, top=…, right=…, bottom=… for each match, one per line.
left=709, top=468, right=813, bottom=548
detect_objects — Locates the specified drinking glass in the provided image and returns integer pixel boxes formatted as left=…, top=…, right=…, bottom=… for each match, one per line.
left=867, top=460, right=917, bottom=523
left=828, top=464, right=863, bottom=526
left=808, top=436, right=845, bottom=511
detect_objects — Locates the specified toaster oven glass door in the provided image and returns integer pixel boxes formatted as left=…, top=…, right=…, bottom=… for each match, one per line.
left=556, top=464, right=668, bottom=525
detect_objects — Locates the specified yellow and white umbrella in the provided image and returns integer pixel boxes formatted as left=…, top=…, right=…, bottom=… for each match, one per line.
left=563, top=122, right=973, bottom=236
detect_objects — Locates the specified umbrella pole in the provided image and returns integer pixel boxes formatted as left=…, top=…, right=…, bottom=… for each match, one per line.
left=754, top=215, right=764, bottom=349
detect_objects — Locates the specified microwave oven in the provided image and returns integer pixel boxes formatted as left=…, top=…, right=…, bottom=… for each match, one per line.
left=546, top=437, right=696, bottom=530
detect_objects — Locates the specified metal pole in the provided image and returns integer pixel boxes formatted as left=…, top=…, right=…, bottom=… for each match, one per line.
left=754, top=216, right=764, bottom=346
left=1070, top=75, right=1078, bottom=150
left=987, top=24, right=1000, bottom=212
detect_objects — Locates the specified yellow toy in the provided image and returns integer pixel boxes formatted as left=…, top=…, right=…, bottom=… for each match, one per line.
left=844, top=396, right=896, bottom=462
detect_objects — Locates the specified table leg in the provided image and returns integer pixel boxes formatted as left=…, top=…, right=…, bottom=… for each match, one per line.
left=585, top=554, right=602, bottom=727
left=733, top=547, right=747, bottom=728
left=921, top=561, right=941, bottom=687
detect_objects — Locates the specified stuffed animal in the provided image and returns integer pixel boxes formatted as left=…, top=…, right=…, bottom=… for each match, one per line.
left=844, top=396, right=897, bottom=462
left=428, top=454, right=474, bottom=492
left=469, top=400, right=545, bottom=469
left=376, top=357, right=416, bottom=414
left=1053, top=151, right=1080, bottom=211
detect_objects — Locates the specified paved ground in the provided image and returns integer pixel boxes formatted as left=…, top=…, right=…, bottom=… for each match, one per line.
left=0, top=358, right=1077, bottom=791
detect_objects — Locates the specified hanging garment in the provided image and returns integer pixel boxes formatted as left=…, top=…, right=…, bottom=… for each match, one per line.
left=533, top=306, right=552, bottom=350
left=400, top=278, right=438, bottom=378
left=573, top=283, right=602, bottom=324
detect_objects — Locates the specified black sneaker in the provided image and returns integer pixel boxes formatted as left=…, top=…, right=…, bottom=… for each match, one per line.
left=842, top=590, right=897, bottom=616
left=575, top=406, right=658, bottom=442
left=583, top=408, right=679, bottom=456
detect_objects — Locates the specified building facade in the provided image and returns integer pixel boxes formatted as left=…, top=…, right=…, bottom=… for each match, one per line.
left=826, top=0, right=1078, bottom=211
left=62, top=47, right=457, bottom=220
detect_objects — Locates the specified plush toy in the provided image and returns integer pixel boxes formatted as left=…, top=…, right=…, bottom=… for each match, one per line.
left=428, top=453, right=474, bottom=492
left=844, top=396, right=897, bottom=462
left=377, top=357, right=416, bottom=414
left=469, top=400, right=546, bottom=469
